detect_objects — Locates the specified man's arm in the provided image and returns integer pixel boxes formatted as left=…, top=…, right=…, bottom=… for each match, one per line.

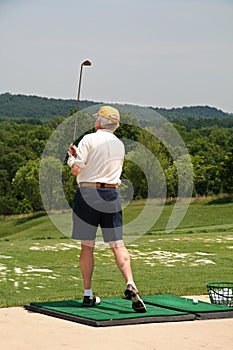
left=67, top=137, right=90, bottom=176
left=67, top=144, right=81, bottom=176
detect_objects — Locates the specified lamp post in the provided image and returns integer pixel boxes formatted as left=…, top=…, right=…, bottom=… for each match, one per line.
left=73, top=59, right=92, bottom=141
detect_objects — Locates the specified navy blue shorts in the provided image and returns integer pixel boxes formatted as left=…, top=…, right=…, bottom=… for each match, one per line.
left=72, top=187, right=122, bottom=242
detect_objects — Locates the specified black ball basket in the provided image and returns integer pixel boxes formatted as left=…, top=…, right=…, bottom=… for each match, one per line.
left=206, top=282, right=233, bottom=307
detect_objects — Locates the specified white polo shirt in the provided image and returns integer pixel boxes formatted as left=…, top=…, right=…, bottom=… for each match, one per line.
left=69, top=129, right=125, bottom=184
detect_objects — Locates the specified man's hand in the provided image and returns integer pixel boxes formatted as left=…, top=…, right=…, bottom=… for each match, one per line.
left=68, top=144, right=77, bottom=157
left=71, top=164, right=80, bottom=176
left=67, top=144, right=81, bottom=176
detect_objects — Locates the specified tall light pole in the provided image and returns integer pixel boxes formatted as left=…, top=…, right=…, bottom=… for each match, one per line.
left=73, top=59, right=92, bottom=142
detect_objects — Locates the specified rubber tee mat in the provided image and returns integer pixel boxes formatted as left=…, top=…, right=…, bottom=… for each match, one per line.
left=142, top=294, right=233, bottom=320
left=24, top=294, right=233, bottom=327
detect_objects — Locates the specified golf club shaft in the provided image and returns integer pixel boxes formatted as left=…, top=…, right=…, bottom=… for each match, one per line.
left=73, top=60, right=92, bottom=143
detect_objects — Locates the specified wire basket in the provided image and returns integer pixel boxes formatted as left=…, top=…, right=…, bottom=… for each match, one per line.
left=206, top=282, right=233, bottom=307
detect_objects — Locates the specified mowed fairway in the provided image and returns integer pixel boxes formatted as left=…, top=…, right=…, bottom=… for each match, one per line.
left=0, top=199, right=233, bottom=307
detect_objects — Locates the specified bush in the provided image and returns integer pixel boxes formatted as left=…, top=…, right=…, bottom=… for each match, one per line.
left=16, top=198, right=33, bottom=214
left=0, top=196, right=18, bottom=215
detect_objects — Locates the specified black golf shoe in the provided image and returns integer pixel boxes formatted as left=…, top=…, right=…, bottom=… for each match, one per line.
left=82, top=296, right=97, bottom=307
left=124, top=284, right=147, bottom=313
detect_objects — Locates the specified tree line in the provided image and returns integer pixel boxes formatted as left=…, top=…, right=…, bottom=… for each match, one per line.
left=1, top=93, right=232, bottom=124
left=0, top=93, right=98, bottom=121
left=0, top=108, right=233, bottom=215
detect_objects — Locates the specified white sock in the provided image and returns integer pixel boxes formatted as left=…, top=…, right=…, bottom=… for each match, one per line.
left=84, top=289, right=93, bottom=299
left=126, top=280, right=137, bottom=290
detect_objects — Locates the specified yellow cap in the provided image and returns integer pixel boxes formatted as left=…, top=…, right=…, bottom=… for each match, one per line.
left=93, top=106, right=120, bottom=123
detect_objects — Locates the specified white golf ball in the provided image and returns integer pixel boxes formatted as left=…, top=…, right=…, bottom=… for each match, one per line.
left=95, top=296, right=101, bottom=305
left=193, top=299, right=198, bottom=304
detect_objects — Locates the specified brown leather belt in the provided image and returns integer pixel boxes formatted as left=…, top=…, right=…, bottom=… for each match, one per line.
left=78, top=182, right=118, bottom=188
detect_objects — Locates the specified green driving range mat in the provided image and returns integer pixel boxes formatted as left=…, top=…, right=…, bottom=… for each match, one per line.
left=25, top=294, right=233, bottom=326
left=24, top=297, right=194, bottom=327
left=143, top=294, right=233, bottom=320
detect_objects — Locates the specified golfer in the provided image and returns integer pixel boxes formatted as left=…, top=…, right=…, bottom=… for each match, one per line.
left=67, top=106, right=146, bottom=313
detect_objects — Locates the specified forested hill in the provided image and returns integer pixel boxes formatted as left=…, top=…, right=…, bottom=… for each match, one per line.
left=0, top=93, right=99, bottom=122
left=152, top=105, right=232, bottom=120
left=149, top=106, right=233, bottom=130
left=0, top=93, right=232, bottom=125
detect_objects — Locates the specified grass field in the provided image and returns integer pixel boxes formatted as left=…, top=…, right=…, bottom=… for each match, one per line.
left=0, top=198, right=233, bottom=308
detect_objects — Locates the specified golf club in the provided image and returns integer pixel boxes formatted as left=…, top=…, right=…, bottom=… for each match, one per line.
left=73, top=59, right=92, bottom=143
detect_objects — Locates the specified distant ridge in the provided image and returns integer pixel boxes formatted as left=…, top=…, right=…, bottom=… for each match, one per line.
left=0, top=92, right=98, bottom=121
left=151, top=105, right=232, bottom=120
left=0, top=93, right=232, bottom=122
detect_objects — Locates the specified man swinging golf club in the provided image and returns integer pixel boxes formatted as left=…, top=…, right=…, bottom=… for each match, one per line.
left=67, top=105, right=146, bottom=313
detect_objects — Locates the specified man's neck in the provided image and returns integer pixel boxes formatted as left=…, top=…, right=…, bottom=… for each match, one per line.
left=96, top=128, right=113, bottom=133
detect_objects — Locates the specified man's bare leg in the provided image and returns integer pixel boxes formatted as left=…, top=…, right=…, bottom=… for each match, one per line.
left=110, top=241, right=147, bottom=313
left=80, top=240, right=95, bottom=290
left=110, top=241, right=134, bottom=283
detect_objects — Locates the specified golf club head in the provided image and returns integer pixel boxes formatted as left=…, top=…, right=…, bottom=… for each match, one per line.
left=82, top=60, right=92, bottom=66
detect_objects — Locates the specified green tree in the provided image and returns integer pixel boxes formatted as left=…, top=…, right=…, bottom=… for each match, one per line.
left=191, top=155, right=221, bottom=196
left=13, top=159, right=43, bottom=212
left=40, top=156, right=68, bottom=211
left=0, top=195, right=18, bottom=215
left=165, top=155, right=194, bottom=198
left=220, top=150, right=233, bottom=194
left=0, top=169, right=10, bottom=196
left=122, top=128, right=170, bottom=199
left=62, top=165, right=77, bottom=207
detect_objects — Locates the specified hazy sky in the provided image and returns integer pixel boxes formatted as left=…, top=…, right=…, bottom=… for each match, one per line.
left=1, top=0, right=233, bottom=112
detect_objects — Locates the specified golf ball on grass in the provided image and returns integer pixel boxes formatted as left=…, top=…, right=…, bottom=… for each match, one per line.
left=193, top=299, right=198, bottom=304
left=95, top=296, right=101, bottom=305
